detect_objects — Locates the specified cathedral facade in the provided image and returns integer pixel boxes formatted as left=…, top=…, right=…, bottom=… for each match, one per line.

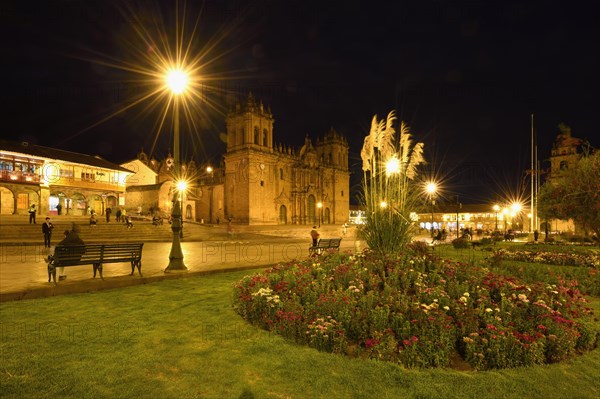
left=204, top=94, right=350, bottom=225
left=128, top=94, right=350, bottom=226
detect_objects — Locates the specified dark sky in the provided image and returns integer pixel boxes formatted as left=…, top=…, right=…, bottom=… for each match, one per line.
left=2, top=0, right=598, bottom=204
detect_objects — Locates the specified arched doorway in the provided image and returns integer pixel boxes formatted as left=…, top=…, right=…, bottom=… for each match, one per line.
left=88, top=195, right=103, bottom=215
left=279, top=205, right=287, bottom=224
left=71, top=193, right=87, bottom=216
left=307, top=195, right=316, bottom=225
left=324, top=208, right=331, bottom=224
left=49, top=192, right=67, bottom=215
left=185, top=204, right=192, bottom=219
left=0, top=186, right=15, bottom=215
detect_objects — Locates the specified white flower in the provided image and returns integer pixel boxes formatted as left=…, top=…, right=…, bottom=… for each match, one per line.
left=463, top=292, right=470, bottom=297
left=485, top=308, right=493, bottom=313
left=443, top=306, right=450, bottom=311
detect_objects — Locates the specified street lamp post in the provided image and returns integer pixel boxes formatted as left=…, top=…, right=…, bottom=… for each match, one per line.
left=502, top=207, right=509, bottom=235
left=317, top=202, right=323, bottom=227
left=165, top=69, right=189, bottom=273
left=425, top=182, right=437, bottom=236
left=493, top=204, right=500, bottom=232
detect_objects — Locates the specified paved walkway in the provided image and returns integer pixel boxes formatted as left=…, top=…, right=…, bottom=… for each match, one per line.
left=0, top=233, right=363, bottom=302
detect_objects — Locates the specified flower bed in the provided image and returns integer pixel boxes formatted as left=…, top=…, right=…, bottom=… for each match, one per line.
left=490, top=249, right=600, bottom=268
left=233, top=251, right=598, bottom=370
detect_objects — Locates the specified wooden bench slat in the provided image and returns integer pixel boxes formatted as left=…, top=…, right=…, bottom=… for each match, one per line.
left=48, top=243, right=144, bottom=283
left=308, top=238, right=342, bottom=256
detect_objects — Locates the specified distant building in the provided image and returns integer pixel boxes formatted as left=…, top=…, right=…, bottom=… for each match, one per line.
left=549, top=123, right=584, bottom=180
left=543, top=123, right=586, bottom=233
left=415, top=203, right=523, bottom=235
left=0, top=140, right=132, bottom=216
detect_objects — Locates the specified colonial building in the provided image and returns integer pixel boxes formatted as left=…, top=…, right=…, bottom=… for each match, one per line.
left=544, top=124, right=586, bottom=233
left=0, top=140, right=132, bottom=216
left=549, top=123, right=584, bottom=179
left=415, top=203, right=525, bottom=236
left=120, top=151, right=200, bottom=221
left=123, top=94, right=351, bottom=225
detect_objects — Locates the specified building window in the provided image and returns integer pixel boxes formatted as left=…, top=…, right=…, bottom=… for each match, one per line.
left=341, top=190, right=344, bottom=197
left=263, top=129, right=268, bottom=146
left=560, top=160, right=568, bottom=170
left=81, top=172, right=95, bottom=182
left=254, top=127, right=260, bottom=145
left=279, top=168, right=284, bottom=180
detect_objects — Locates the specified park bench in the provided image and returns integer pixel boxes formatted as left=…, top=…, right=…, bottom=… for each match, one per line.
left=309, top=238, right=342, bottom=256
left=47, top=243, right=144, bottom=283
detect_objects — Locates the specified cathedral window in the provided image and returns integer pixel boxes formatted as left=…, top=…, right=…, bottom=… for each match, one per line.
left=279, top=168, right=284, bottom=180
left=263, top=129, right=268, bottom=146
left=254, top=127, right=260, bottom=144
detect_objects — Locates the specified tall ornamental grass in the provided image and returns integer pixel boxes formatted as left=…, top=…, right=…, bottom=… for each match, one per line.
left=359, top=111, right=425, bottom=255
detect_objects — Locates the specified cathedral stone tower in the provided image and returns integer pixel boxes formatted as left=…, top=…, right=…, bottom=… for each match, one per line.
left=224, top=93, right=276, bottom=223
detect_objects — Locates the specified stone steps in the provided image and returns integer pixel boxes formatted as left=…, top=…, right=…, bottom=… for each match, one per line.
left=0, top=215, right=190, bottom=243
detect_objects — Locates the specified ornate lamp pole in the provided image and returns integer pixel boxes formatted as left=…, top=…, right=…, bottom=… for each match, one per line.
left=425, top=182, right=438, bottom=236
left=165, top=68, right=189, bottom=273
left=317, top=202, right=323, bottom=227
left=493, top=204, right=500, bottom=232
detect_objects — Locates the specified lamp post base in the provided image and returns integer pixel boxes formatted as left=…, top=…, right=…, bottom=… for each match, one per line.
left=165, top=211, right=188, bottom=272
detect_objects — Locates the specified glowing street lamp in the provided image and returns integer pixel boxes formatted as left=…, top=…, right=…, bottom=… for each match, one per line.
left=425, top=182, right=437, bottom=235
left=165, top=67, right=189, bottom=273
left=386, top=156, right=400, bottom=176
left=317, top=202, right=323, bottom=227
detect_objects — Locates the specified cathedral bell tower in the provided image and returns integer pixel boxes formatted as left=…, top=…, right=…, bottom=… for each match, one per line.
left=226, top=93, right=274, bottom=152
left=224, top=93, right=276, bottom=224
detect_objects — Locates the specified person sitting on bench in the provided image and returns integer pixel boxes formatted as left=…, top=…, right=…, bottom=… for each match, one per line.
left=53, top=226, right=85, bottom=281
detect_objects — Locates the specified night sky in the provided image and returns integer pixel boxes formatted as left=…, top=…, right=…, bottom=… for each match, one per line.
left=2, top=0, right=598, bottom=204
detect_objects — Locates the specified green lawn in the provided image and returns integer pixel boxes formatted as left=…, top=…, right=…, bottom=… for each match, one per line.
left=1, top=268, right=599, bottom=399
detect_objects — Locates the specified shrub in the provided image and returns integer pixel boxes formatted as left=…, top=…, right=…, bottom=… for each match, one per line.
left=452, top=238, right=470, bottom=249
left=407, top=240, right=430, bottom=256
left=480, top=237, right=493, bottom=246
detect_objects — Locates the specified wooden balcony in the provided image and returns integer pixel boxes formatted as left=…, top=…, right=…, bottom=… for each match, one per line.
left=0, top=170, right=41, bottom=184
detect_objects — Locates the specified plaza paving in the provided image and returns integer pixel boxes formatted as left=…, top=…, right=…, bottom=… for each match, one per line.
left=0, top=220, right=363, bottom=302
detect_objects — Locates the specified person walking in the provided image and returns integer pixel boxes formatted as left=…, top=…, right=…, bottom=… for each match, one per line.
left=56, top=203, right=62, bottom=215
left=310, top=226, right=320, bottom=247
left=28, top=204, right=37, bottom=224
left=105, top=207, right=112, bottom=223
left=115, top=208, right=122, bottom=222
left=42, top=217, right=54, bottom=247
left=227, top=218, right=234, bottom=239
left=124, top=215, right=133, bottom=229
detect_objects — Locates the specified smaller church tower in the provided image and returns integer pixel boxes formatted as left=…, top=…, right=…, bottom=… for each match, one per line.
left=549, top=123, right=583, bottom=179
left=315, top=128, right=349, bottom=170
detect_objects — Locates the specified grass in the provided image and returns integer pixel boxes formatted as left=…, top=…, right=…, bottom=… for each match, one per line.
left=1, top=267, right=599, bottom=399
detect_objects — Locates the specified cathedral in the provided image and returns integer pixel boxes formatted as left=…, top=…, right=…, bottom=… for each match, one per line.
left=126, top=94, right=350, bottom=225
